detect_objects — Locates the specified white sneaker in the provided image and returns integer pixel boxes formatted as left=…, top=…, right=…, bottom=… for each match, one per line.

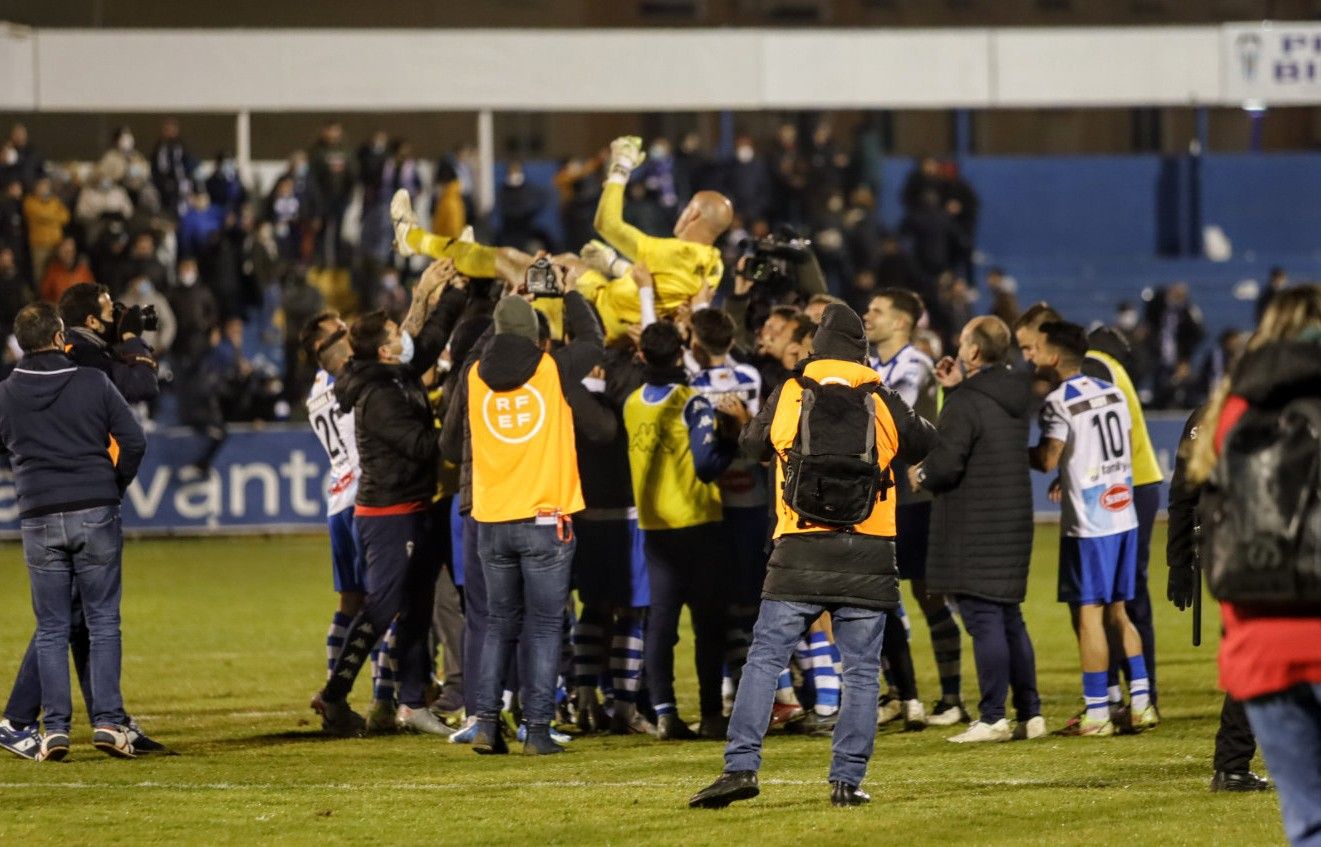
left=390, top=189, right=418, bottom=256
left=92, top=725, right=135, bottom=759
left=926, top=700, right=971, bottom=727
left=396, top=704, right=453, bottom=736
left=1013, top=715, right=1048, bottom=740
left=903, top=699, right=927, bottom=732
left=949, top=719, right=1012, bottom=744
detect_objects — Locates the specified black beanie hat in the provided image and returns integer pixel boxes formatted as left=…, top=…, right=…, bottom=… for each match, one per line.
left=812, top=303, right=867, bottom=363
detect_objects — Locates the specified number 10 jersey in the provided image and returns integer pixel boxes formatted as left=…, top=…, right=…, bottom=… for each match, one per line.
left=1040, top=374, right=1138, bottom=538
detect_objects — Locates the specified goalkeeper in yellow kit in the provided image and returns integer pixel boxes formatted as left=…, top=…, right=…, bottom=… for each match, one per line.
left=389, top=189, right=535, bottom=285
left=577, top=136, right=734, bottom=341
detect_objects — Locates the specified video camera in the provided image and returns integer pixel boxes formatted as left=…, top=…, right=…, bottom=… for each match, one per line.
left=739, top=228, right=815, bottom=292
left=112, top=301, right=161, bottom=336
left=525, top=257, right=564, bottom=298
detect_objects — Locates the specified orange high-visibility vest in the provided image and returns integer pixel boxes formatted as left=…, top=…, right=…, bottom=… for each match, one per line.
left=768, top=359, right=900, bottom=539
left=467, top=353, right=585, bottom=523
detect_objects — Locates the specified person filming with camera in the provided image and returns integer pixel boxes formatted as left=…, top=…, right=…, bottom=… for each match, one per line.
left=57, top=282, right=159, bottom=403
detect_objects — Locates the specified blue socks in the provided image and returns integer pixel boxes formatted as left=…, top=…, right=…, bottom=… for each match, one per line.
left=1083, top=671, right=1109, bottom=721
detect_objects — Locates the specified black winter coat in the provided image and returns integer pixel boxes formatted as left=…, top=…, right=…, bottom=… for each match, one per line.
left=66, top=328, right=159, bottom=404
left=921, top=363, right=1034, bottom=603
left=335, top=289, right=463, bottom=508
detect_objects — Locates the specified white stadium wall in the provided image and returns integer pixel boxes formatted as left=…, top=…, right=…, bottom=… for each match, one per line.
left=1, top=24, right=1320, bottom=113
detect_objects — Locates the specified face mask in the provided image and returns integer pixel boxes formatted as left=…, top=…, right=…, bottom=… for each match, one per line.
left=506, top=172, right=525, bottom=188
left=649, top=144, right=670, bottom=161
left=381, top=274, right=399, bottom=290
left=99, top=178, right=114, bottom=190
left=1117, top=310, right=1139, bottom=332
left=2, top=148, right=15, bottom=165
left=221, top=161, right=237, bottom=178
left=136, top=280, right=152, bottom=297
left=118, top=134, right=134, bottom=152
left=294, top=163, right=308, bottom=178
left=180, top=271, right=198, bottom=287
left=397, top=330, right=415, bottom=365
left=736, top=146, right=754, bottom=163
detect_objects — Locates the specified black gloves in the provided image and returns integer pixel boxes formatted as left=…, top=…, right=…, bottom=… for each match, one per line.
left=118, top=305, right=145, bottom=339
left=1167, top=563, right=1197, bottom=611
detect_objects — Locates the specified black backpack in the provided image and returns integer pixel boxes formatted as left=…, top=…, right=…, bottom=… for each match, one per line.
left=780, top=376, right=891, bottom=529
left=1202, top=396, right=1321, bottom=604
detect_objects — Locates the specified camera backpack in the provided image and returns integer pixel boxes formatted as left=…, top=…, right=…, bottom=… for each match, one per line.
left=780, top=376, right=890, bottom=529
left=1201, top=395, right=1321, bottom=604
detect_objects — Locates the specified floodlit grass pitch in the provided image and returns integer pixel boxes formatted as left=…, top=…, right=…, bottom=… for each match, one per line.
left=0, top=525, right=1286, bottom=846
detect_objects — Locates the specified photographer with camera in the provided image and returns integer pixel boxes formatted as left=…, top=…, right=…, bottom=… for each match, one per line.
left=57, top=282, right=159, bottom=403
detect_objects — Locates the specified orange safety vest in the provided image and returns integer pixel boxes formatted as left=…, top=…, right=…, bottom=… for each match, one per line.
left=768, top=359, right=900, bottom=539
left=467, top=353, right=585, bottom=523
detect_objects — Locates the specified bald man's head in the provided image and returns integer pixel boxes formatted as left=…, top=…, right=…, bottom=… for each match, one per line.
left=674, top=190, right=733, bottom=244
left=960, top=315, right=1013, bottom=368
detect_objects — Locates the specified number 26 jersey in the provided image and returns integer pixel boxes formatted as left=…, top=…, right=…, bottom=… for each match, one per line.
left=307, top=369, right=361, bottom=516
left=1040, top=375, right=1138, bottom=538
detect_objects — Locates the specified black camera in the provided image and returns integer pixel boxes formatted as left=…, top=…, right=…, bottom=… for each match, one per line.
left=739, top=230, right=814, bottom=292
left=111, top=301, right=160, bottom=337
left=525, top=257, right=564, bottom=298
left=140, top=305, right=159, bottom=333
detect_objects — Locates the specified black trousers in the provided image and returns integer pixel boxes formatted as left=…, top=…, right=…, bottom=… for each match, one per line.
left=643, top=523, right=728, bottom=718
left=1214, top=693, right=1258, bottom=773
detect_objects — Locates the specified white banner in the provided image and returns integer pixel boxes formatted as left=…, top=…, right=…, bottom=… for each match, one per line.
left=1222, top=22, right=1321, bottom=105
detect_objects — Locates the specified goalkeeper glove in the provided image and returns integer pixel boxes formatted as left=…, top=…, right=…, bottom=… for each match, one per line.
left=390, top=189, right=418, bottom=257
left=606, top=136, right=645, bottom=185
left=581, top=239, right=632, bottom=278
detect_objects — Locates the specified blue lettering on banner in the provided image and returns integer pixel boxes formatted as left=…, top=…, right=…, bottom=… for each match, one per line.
left=0, top=425, right=331, bottom=535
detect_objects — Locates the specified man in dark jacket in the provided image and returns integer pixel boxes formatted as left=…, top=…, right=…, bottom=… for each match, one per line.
left=441, top=270, right=615, bottom=755
left=58, top=283, right=159, bottom=403
left=910, top=316, right=1043, bottom=743
left=312, top=260, right=466, bottom=737
left=691, top=304, right=937, bottom=809
left=0, top=302, right=146, bottom=761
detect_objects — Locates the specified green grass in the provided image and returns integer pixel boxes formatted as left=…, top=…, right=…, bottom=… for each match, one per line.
left=0, top=524, right=1287, bottom=846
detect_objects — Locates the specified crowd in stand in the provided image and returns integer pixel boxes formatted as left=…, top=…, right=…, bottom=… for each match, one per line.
left=0, top=116, right=1288, bottom=431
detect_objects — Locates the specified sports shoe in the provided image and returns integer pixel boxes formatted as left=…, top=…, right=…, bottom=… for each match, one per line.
left=126, top=720, right=176, bottom=756
left=769, top=702, right=804, bottom=729
left=609, top=702, right=656, bottom=736
left=396, top=704, right=454, bottom=736
left=38, top=732, right=70, bottom=762
left=92, top=725, right=136, bottom=759
left=903, top=699, right=927, bottom=732
left=1055, top=714, right=1115, bottom=737
left=787, top=710, right=837, bottom=737
left=657, top=712, right=698, bottom=741
left=366, top=700, right=398, bottom=733
left=313, top=694, right=366, bottom=738
left=449, top=716, right=479, bottom=744
left=948, top=719, right=1012, bottom=744
left=877, top=694, right=903, bottom=726
left=0, top=720, right=40, bottom=760
left=1012, top=715, right=1047, bottom=740
left=516, top=724, right=572, bottom=745
left=1131, top=703, right=1161, bottom=733
left=1211, top=770, right=1272, bottom=792
left=927, top=700, right=971, bottom=727
left=390, top=189, right=418, bottom=256
left=575, top=687, right=608, bottom=734
left=689, top=770, right=759, bottom=809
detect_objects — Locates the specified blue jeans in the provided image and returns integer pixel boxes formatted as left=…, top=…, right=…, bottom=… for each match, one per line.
left=20, top=505, right=128, bottom=733
left=476, top=520, right=575, bottom=726
left=725, top=599, right=886, bottom=787
left=1245, top=683, right=1321, bottom=847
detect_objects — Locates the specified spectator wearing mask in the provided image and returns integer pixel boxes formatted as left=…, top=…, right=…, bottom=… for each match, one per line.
left=1145, top=282, right=1206, bottom=408
left=74, top=166, right=133, bottom=246
left=673, top=131, right=713, bottom=209
left=40, top=237, right=95, bottom=306
left=264, top=176, right=309, bottom=264
left=770, top=123, right=807, bottom=227
left=204, top=153, right=247, bottom=218
left=177, top=189, right=224, bottom=261
left=22, top=176, right=69, bottom=280
left=497, top=162, right=550, bottom=253
left=0, top=123, right=42, bottom=189
left=1188, top=285, right=1321, bottom=844
left=910, top=316, right=1044, bottom=743
left=119, top=276, right=176, bottom=357
left=167, top=258, right=218, bottom=376
left=97, top=127, right=148, bottom=188
left=110, top=232, right=168, bottom=298
left=725, top=136, right=772, bottom=226
left=58, top=282, right=159, bottom=404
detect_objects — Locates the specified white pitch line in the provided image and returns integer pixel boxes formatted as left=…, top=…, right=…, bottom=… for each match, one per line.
left=0, top=777, right=1121, bottom=791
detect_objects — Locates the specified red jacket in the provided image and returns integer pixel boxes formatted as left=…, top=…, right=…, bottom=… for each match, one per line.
left=1216, top=391, right=1321, bottom=700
